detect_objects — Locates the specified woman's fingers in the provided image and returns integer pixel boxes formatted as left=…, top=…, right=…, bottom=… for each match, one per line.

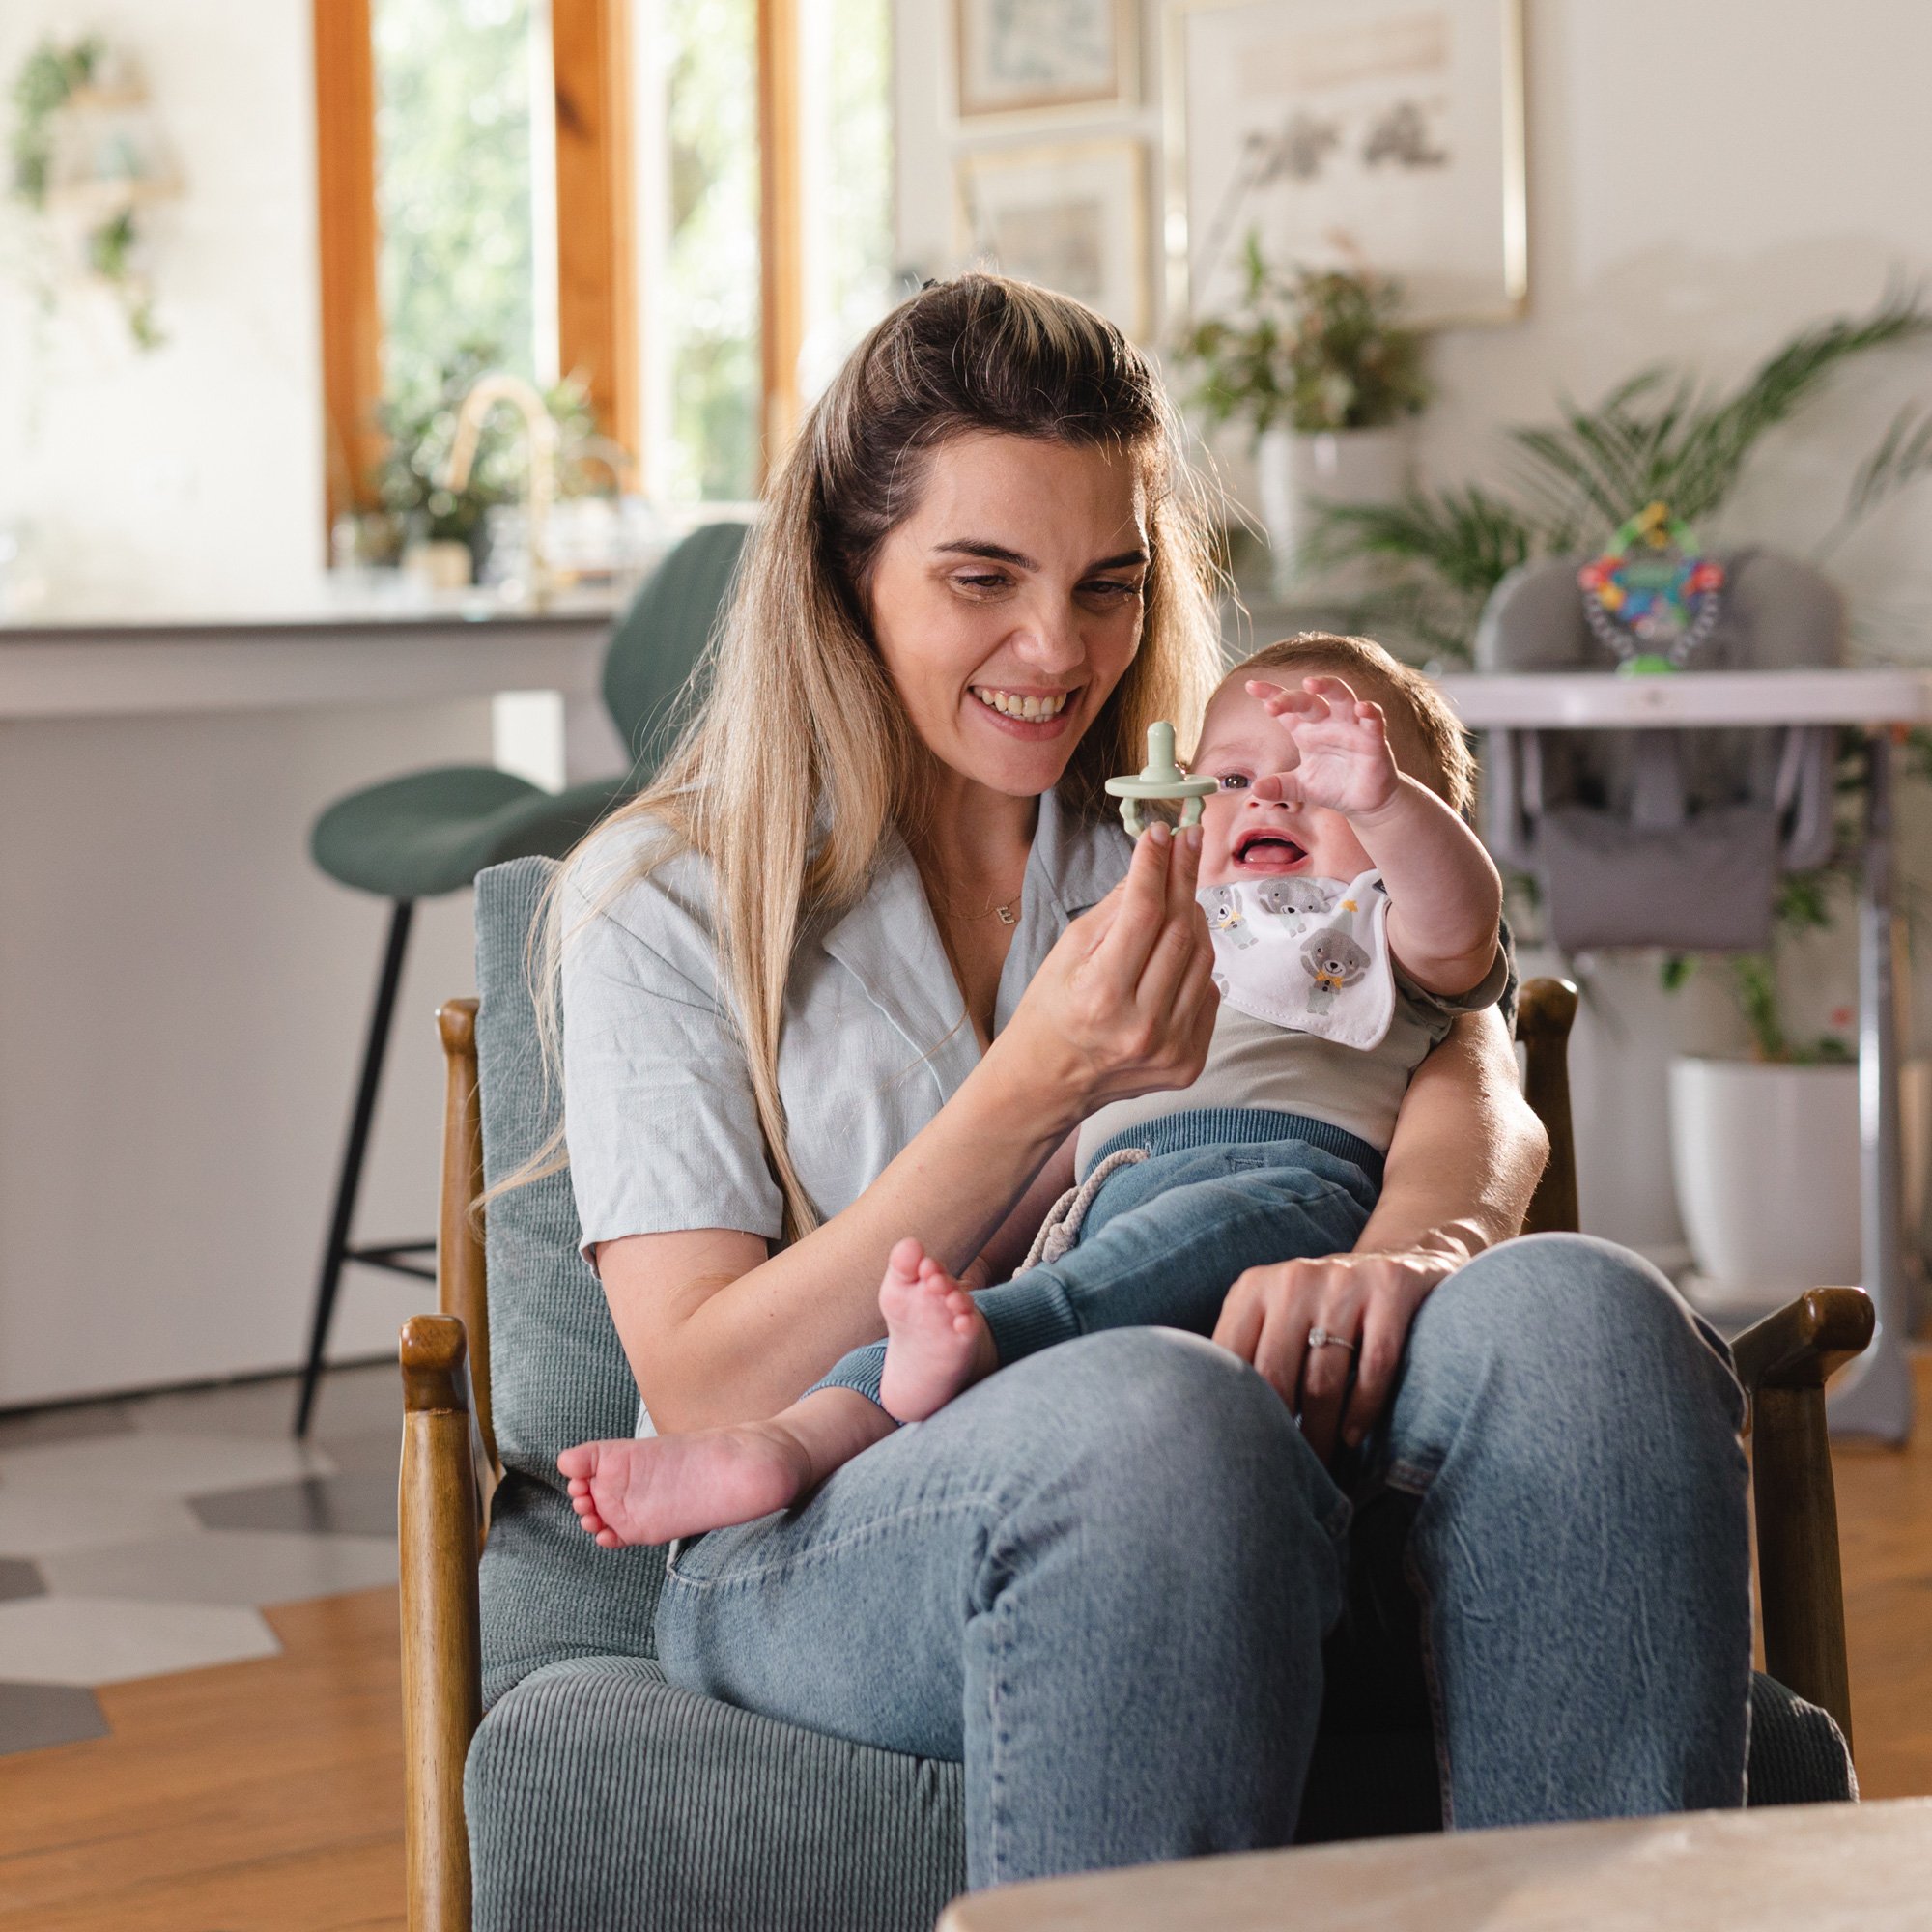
left=1249, top=1266, right=1317, bottom=1407
left=1129, top=829, right=1207, bottom=1013
left=1089, top=821, right=1179, bottom=989
left=1297, top=1288, right=1361, bottom=1463
left=1339, top=1257, right=1438, bottom=1449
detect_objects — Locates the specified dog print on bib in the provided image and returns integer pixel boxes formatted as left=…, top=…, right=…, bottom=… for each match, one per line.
left=1201, top=868, right=1396, bottom=1050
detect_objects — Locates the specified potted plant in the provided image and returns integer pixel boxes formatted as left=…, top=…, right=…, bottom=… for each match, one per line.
left=370, top=341, right=598, bottom=586
left=1662, top=858, right=1931, bottom=1319
left=1297, top=282, right=1932, bottom=663
left=1175, top=236, right=1428, bottom=591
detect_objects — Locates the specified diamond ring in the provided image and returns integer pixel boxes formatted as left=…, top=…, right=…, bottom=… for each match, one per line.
left=1308, top=1326, right=1357, bottom=1352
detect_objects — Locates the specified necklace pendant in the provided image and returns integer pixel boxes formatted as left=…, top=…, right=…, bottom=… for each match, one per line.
left=996, top=902, right=1018, bottom=926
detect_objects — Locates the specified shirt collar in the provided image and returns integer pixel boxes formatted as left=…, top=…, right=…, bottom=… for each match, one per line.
left=820, top=786, right=1132, bottom=1094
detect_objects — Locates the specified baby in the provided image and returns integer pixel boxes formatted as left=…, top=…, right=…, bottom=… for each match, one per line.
left=560, top=634, right=1504, bottom=1548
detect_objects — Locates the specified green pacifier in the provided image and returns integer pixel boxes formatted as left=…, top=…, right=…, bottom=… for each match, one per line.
left=1104, top=722, right=1217, bottom=837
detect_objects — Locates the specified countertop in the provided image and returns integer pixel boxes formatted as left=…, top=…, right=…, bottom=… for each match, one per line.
left=0, top=577, right=629, bottom=641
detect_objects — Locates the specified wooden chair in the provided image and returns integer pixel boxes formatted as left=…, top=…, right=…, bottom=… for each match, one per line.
left=399, top=976, right=1872, bottom=1932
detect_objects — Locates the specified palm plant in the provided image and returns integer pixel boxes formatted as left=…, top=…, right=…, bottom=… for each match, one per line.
left=1304, top=282, right=1932, bottom=664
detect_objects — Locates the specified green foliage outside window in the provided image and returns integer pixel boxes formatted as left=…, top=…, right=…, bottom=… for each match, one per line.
left=373, top=0, right=538, bottom=424
left=662, top=0, right=760, bottom=501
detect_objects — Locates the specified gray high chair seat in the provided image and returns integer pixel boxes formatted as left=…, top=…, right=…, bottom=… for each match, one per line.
left=1475, top=551, right=1843, bottom=952
left=403, top=856, right=1857, bottom=1932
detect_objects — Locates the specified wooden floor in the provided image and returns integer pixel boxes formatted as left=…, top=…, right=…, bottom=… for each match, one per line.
left=4, top=1359, right=1931, bottom=1929
left=0, top=1590, right=404, bottom=1932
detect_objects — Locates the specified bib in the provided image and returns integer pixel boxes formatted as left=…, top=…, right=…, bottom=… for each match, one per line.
left=1199, top=869, right=1396, bottom=1051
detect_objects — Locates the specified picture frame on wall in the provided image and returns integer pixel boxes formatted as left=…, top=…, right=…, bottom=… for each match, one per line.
left=1164, top=0, right=1526, bottom=327
left=956, top=139, right=1151, bottom=338
left=955, top=0, right=1140, bottom=122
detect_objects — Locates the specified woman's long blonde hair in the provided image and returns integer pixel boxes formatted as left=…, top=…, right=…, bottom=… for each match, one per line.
left=519, top=274, right=1224, bottom=1240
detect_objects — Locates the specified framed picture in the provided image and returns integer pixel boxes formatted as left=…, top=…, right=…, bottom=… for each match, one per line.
left=1164, top=0, right=1526, bottom=326
left=956, top=0, right=1139, bottom=121
left=956, top=139, right=1151, bottom=338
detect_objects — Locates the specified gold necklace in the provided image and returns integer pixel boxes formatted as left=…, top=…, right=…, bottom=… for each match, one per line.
left=934, top=877, right=1026, bottom=926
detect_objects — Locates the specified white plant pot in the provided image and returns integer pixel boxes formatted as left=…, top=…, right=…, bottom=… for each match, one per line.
left=1667, top=1056, right=1931, bottom=1319
left=1255, top=425, right=1410, bottom=596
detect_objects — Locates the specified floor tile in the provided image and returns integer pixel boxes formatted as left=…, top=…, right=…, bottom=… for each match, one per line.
left=0, top=1556, right=45, bottom=1602
left=43, top=1529, right=397, bottom=1607
left=189, top=1468, right=397, bottom=1539
left=0, top=1680, right=110, bottom=1754
left=0, top=1489, right=199, bottom=1557
left=0, top=1431, right=335, bottom=1501
left=0, top=1595, right=279, bottom=1686
left=0, top=1400, right=137, bottom=1450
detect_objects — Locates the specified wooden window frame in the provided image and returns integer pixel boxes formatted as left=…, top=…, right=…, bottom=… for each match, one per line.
left=313, top=0, right=808, bottom=528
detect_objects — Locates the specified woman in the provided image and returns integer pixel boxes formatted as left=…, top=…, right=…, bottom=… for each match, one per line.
left=549, top=275, right=1750, bottom=1890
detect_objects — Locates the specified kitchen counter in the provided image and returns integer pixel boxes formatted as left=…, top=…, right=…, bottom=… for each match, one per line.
left=0, top=580, right=634, bottom=1408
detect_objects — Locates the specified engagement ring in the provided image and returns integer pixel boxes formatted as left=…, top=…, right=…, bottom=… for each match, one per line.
left=1308, top=1327, right=1357, bottom=1351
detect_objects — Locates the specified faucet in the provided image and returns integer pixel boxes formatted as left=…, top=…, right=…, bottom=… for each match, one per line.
left=443, top=371, right=560, bottom=605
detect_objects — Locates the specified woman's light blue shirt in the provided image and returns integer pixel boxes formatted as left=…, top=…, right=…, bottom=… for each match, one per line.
left=561, top=787, right=1132, bottom=1261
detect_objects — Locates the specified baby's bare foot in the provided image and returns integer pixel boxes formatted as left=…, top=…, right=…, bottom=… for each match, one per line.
left=556, top=1425, right=806, bottom=1548
left=878, top=1236, right=989, bottom=1423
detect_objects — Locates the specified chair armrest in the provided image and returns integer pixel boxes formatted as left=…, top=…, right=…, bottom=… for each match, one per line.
left=1732, top=1287, right=1875, bottom=1393
left=1729, top=1288, right=1873, bottom=1752
left=400, top=1313, right=485, bottom=1932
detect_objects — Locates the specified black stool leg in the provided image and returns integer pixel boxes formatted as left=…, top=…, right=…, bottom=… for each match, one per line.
left=295, top=899, right=415, bottom=1436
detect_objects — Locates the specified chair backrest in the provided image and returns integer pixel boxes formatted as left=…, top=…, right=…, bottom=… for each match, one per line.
left=472, top=856, right=666, bottom=1706
left=601, top=519, right=752, bottom=771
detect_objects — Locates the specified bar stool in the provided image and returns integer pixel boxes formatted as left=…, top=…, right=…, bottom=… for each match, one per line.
left=296, top=519, right=751, bottom=1434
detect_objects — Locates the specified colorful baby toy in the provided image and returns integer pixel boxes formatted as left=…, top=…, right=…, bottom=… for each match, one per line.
left=1104, top=722, right=1218, bottom=837
left=1577, top=499, right=1726, bottom=676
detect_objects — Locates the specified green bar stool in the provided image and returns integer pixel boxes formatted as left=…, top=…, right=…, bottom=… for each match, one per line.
left=296, top=519, right=751, bottom=1435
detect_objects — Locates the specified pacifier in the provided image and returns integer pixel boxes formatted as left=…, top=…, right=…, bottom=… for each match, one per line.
left=1104, top=723, right=1217, bottom=837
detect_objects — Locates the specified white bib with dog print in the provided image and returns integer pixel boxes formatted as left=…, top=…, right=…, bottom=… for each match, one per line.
left=1198, top=869, right=1396, bottom=1051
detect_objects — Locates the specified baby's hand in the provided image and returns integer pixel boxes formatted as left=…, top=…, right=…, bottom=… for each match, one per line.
left=1246, top=675, right=1402, bottom=817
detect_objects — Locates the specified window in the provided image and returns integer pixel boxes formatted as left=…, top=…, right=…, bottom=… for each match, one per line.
left=314, top=0, right=894, bottom=532
left=639, top=0, right=761, bottom=502
left=372, top=0, right=554, bottom=408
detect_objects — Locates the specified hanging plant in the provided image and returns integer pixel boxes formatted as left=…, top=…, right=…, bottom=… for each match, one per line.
left=9, top=35, right=167, bottom=351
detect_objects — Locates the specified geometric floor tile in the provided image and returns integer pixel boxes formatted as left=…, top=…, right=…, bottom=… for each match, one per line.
left=0, top=1431, right=334, bottom=1502
left=0, top=1595, right=279, bottom=1686
left=189, top=1468, right=397, bottom=1539
left=0, top=1679, right=109, bottom=1754
left=0, top=1488, right=200, bottom=1559
left=0, top=1555, right=45, bottom=1602
left=43, top=1529, right=397, bottom=1607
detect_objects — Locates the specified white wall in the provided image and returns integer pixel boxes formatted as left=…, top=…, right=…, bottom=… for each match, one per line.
left=0, top=1, right=327, bottom=613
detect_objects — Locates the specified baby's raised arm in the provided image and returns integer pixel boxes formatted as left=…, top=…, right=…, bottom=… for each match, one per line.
left=1249, top=675, right=1501, bottom=996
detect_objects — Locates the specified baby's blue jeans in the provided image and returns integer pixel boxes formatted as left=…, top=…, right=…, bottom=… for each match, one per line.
left=807, top=1107, right=1380, bottom=1408
left=655, top=1231, right=1751, bottom=1889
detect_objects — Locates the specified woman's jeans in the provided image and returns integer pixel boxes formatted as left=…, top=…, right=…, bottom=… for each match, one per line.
left=809, top=1111, right=1380, bottom=1407
left=654, top=1234, right=1753, bottom=1890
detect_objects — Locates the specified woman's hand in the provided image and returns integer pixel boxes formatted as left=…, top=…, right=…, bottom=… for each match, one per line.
left=991, top=821, right=1218, bottom=1119
left=1211, top=1247, right=1459, bottom=1463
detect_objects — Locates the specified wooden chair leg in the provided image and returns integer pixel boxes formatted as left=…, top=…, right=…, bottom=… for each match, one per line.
left=1732, top=1286, right=1876, bottom=1749
left=401, top=1314, right=484, bottom=1932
